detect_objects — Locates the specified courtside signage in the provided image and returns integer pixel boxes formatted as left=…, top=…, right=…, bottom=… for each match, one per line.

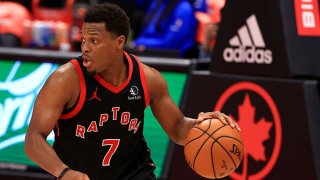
left=215, top=82, right=282, bottom=180
left=223, top=15, right=273, bottom=64
left=0, top=60, right=57, bottom=165
left=294, top=0, right=320, bottom=36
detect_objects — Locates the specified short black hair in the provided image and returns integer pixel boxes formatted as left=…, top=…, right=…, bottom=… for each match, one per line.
left=84, top=3, right=130, bottom=43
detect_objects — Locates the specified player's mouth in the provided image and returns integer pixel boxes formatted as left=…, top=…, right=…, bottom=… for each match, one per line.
left=82, top=55, right=92, bottom=68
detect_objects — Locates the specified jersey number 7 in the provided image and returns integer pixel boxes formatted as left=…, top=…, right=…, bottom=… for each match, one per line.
left=102, top=139, right=120, bottom=166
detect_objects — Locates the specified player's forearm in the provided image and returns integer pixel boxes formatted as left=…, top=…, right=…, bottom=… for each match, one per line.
left=24, top=132, right=68, bottom=178
left=174, top=117, right=197, bottom=146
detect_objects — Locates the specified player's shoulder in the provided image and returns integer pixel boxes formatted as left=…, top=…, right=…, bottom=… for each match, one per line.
left=47, top=60, right=79, bottom=85
left=141, top=63, right=163, bottom=80
left=55, top=60, right=77, bottom=75
left=140, top=63, right=168, bottom=98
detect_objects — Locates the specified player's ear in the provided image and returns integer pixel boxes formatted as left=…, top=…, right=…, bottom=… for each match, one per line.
left=116, top=35, right=125, bottom=50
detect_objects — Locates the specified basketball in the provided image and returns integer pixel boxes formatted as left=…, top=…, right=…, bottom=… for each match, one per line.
left=184, top=118, right=244, bottom=179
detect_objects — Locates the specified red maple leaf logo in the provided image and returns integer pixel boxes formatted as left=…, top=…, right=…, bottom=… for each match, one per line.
left=216, top=82, right=282, bottom=179
left=233, top=93, right=273, bottom=162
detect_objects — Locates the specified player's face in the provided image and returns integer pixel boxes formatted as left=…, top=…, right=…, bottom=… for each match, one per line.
left=81, top=22, right=124, bottom=74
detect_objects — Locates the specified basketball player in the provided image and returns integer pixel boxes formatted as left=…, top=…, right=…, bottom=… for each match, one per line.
left=24, top=3, right=240, bottom=180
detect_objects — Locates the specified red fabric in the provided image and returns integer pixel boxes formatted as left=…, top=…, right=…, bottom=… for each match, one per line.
left=32, top=0, right=74, bottom=24
left=60, top=59, right=87, bottom=120
left=0, top=2, right=32, bottom=39
left=195, top=0, right=226, bottom=44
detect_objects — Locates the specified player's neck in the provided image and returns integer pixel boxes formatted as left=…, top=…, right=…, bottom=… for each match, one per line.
left=99, top=56, right=128, bottom=87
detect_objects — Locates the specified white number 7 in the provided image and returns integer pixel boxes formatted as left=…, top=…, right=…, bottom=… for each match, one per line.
left=102, top=139, right=120, bottom=166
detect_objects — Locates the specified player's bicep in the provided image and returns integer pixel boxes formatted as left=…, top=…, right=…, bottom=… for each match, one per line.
left=147, top=68, right=184, bottom=139
left=28, top=66, right=75, bottom=137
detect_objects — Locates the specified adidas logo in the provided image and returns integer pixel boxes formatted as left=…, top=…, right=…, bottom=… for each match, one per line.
left=223, top=15, right=273, bottom=64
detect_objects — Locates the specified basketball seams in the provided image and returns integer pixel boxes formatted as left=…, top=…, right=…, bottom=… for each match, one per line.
left=194, top=124, right=228, bottom=140
left=209, top=135, right=241, bottom=178
left=212, top=138, right=238, bottom=170
left=184, top=130, right=206, bottom=147
left=184, top=119, right=213, bottom=147
left=210, top=138, right=217, bottom=179
left=188, top=120, right=213, bottom=169
left=184, top=119, right=243, bottom=179
left=192, top=124, right=228, bottom=171
left=215, top=136, right=244, bottom=146
left=210, top=135, right=243, bottom=171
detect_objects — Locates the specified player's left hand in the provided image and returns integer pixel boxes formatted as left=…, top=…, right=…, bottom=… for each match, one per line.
left=196, top=111, right=241, bottom=131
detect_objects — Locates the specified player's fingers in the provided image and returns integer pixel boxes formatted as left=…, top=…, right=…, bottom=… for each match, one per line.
left=196, top=115, right=211, bottom=124
left=197, top=112, right=205, bottom=117
left=213, top=111, right=228, bottom=125
left=197, top=112, right=214, bottom=121
left=222, top=113, right=235, bottom=128
left=222, top=113, right=241, bottom=131
left=198, top=111, right=227, bottom=124
left=76, top=173, right=90, bottom=180
left=196, top=117, right=203, bottom=124
left=233, top=121, right=241, bottom=131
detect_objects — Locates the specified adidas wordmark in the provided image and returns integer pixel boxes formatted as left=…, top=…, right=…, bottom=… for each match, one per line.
left=223, top=15, right=273, bottom=64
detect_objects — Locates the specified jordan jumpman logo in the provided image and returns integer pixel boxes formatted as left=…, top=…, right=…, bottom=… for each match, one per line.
left=89, top=87, right=101, bottom=101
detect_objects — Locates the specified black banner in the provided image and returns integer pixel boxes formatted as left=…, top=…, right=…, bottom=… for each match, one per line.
left=166, top=72, right=320, bottom=180
left=210, top=0, right=320, bottom=78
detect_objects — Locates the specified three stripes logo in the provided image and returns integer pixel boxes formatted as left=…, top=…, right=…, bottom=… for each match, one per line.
left=223, top=15, right=273, bottom=64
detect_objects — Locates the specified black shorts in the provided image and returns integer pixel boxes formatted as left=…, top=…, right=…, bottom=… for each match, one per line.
left=122, top=155, right=157, bottom=180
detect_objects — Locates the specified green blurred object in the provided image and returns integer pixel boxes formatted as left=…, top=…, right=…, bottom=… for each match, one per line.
left=144, top=72, right=187, bottom=177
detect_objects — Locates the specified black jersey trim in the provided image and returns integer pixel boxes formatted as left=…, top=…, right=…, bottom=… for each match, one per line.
left=93, top=51, right=133, bottom=94
left=60, top=59, right=86, bottom=120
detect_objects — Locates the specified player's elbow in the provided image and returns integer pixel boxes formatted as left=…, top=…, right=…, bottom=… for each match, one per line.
left=24, top=131, right=40, bottom=159
left=24, top=132, right=33, bottom=157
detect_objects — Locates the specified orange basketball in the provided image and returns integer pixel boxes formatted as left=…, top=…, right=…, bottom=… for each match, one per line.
left=184, top=118, right=244, bottom=179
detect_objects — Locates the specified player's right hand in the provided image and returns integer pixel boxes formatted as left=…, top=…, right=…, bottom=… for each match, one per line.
left=61, top=170, right=90, bottom=180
